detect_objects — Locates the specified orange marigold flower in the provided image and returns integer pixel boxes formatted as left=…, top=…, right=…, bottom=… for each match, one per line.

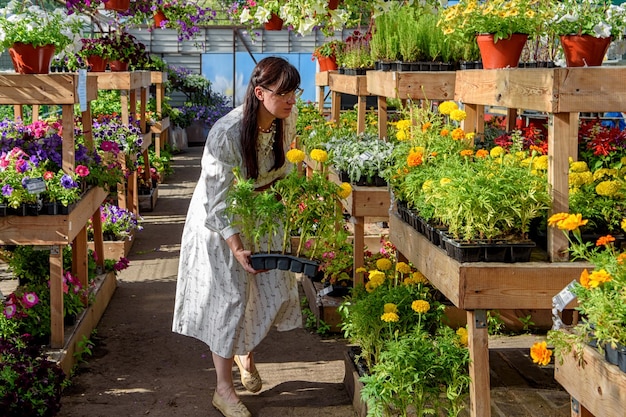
left=596, top=235, right=615, bottom=247
left=617, top=253, right=626, bottom=264
left=460, top=149, right=474, bottom=157
left=529, top=144, right=544, bottom=154
left=475, top=149, right=489, bottom=158
left=407, top=151, right=423, bottom=167
left=440, top=128, right=449, bottom=137
left=451, top=127, right=465, bottom=140
left=422, top=122, right=432, bottom=131
left=530, top=341, right=552, bottom=366
left=547, top=213, right=570, bottom=228
left=580, top=269, right=591, bottom=289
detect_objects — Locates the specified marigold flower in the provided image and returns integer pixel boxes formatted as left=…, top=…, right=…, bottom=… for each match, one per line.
left=412, top=271, right=428, bottom=284
left=381, top=312, right=399, bottom=323
left=596, top=235, right=615, bottom=247
left=593, top=168, right=618, bottom=181
left=569, top=171, right=594, bottom=187
left=438, top=101, right=458, bottom=115
left=407, top=151, right=423, bottom=167
left=396, top=130, right=408, bottom=141
left=588, top=269, right=612, bottom=287
left=465, top=132, right=475, bottom=141
left=450, top=109, right=466, bottom=122
left=547, top=213, right=569, bottom=228
left=490, top=146, right=505, bottom=158
left=580, top=269, right=591, bottom=289
left=365, top=281, right=375, bottom=293
left=530, top=341, right=552, bottom=366
left=368, top=270, right=386, bottom=287
left=440, top=177, right=452, bottom=186
left=384, top=303, right=398, bottom=314
left=617, top=253, right=626, bottom=264
left=440, top=128, right=450, bottom=137
left=622, top=218, right=626, bottom=232
left=451, top=127, right=465, bottom=140
left=355, top=267, right=367, bottom=274
left=475, top=149, right=489, bottom=158
left=337, top=182, right=352, bottom=199
left=534, top=155, right=549, bottom=170
left=460, top=149, right=474, bottom=158
left=422, top=180, right=433, bottom=192
left=421, top=122, right=432, bottom=131
left=411, top=299, right=430, bottom=314
left=309, top=149, right=328, bottom=163
left=569, top=161, right=589, bottom=173
left=596, top=180, right=620, bottom=197
left=558, top=213, right=588, bottom=231
left=376, top=258, right=392, bottom=271
left=286, top=148, right=305, bottom=164
left=456, top=327, right=468, bottom=346
left=396, top=119, right=411, bottom=130
left=396, top=262, right=411, bottom=274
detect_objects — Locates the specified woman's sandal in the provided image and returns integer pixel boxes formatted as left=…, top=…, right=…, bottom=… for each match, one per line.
left=233, top=355, right=262, bottom=393
left=212, top=391, right=251, bottom=417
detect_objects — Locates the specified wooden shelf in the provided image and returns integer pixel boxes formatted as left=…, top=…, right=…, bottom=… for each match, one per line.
left=150, top=71, right=169, bottom=157
left=0, top=73, right=98, bottom=105
left=555, top=341, right=626, bottom=417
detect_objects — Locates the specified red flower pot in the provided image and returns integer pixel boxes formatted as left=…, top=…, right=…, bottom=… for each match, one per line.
left=264, top=13, right=284, bottom=31
left=154, top=10, right=167, bottom=28
left=87, top=55, right=107, bottom=72
left=109, top=60, right=129, bottom=72
left=328, top=0, right=340, bottom=10
left=8, top=43, right=55, bottom=74
left=476, top=33, right=528, bottom=69
left=560, top=35, right=612, bottom=67
left=104, top=0, right=130, bottom=12
left=317, top=55, right=338, bottom=72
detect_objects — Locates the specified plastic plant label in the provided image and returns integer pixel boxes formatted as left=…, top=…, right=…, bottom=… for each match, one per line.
left=553, top=280, right=577, bottom=312
left=25, top=177, right=46, bottom=194
left=318, top=286, right=333, bottom=297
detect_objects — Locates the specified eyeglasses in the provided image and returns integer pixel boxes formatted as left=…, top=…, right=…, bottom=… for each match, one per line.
left=263, top=87, right=303, bottom=101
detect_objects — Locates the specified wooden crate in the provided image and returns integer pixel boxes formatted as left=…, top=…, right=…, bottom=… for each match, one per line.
left=87, top=235, right=134, bottom=260
left=555, top=341, right=626, bottom=417
left=301, top=277, right=345, bottom=333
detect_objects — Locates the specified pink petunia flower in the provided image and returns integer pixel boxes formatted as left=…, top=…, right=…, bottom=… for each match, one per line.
left=22, top=292, right=39, bottom=308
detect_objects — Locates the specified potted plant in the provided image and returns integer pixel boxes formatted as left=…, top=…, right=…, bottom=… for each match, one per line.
left=0, top=0, right=87, bottom=73
left=336, top=29, right=374, bottom=74
left=100, top=31, right=150, bottom=71
left=226, top=0, right=285, bottom=38
left=312, top=39, right=344, bottom=72
left=278, top=0, right=350, bottom=36
left=438, top=0, right=552, bottom=68
left=549, top=0, right=626, bottom=67
left=69, top=36, right=111, bottom=72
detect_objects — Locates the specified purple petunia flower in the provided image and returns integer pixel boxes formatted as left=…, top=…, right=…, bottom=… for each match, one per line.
left=60, top=174, right=78, bottom=189
left=2, top=184, right=13, bottom=197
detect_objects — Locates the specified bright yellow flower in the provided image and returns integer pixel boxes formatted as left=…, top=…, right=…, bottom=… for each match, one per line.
left=593, top=168, right=618, bottom=181
left=547, top=212, right=569, bottom=228
left=355, top=267, right=367, bottom=274
left=396, top=119, right=412, bottom=131
left=376, top=258, right=392, bottom=271
left=286, top=148, right=305, bottom=164
left=411, top=299, right=430, bottom=314
left=588, top=269, right=612, bottom=287
left=381, top=312, right=399, bottom=323
left=309, top=149, right=328, bottom=163
left=530, top=341, right=552, bottom=366
left=465, top=132, right=475, bottom=141
left=569, top=161, right=589, bottom=173
left=368, top=270, right=386, bottom=287
left=396, top=129, right=408, bottom=141
left=490, top=146, right=505, bottom=158
left=440, top=177, right=452, bottom=186
left=557, top=213, right=588, bottom=231
left=456, top=327, right=468, bottom=346
left=622, top=218, right=626, bottom=232
left=569, top=171, right=594, bottom=187
left=412, top=271, right=428, bottom=284
left=384, top=303, right=398, bottom=314
left=450, top=109, right=466, bottom=122
left=596, top=180, right=620, bottom=197
left=534, top=155, right=549, bottom=170
left=337, top=182, right=352, bottom=199
left=396, top=262, right=411, bottom=274
left=438, top=101, right=458, bottom=115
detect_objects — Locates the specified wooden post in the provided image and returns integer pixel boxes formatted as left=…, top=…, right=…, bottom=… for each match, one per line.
left=49, top=247, right=64, bottom=348
left=467, top=309, right=491, bottom=417
left=352, top=216, right=365, bottom=286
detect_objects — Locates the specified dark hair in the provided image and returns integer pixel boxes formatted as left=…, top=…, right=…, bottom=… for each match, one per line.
left=241, top=56, right=300, bottom=179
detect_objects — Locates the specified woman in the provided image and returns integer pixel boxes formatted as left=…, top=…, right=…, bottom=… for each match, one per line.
left=172, top=57, right=303, bottom=417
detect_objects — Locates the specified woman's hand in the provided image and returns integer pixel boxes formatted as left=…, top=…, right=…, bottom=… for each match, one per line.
left=225, top=234, right=258, bottom=274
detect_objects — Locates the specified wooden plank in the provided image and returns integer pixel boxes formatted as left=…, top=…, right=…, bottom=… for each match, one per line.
left=329, top=170, right=390, bottom=218
left=0, top=187, right=107, bottom=245
left=389, top=213, right=589, bottom=310
left=150, top=70, right=167, bottom=84
left=555, top=341, right=626, bottom=417
left=0, top=74, right=97, bottom=104
left=468, top=310, right=490, bottom=417
left=328, top=73, right=371, bottom=96
left=91, top=70, right=151, bottom=91
left=367, top=71, right=456, bottom=101
left=49, top=249, right=64, bottom=348
left=315, top=71, right=331, bottom=87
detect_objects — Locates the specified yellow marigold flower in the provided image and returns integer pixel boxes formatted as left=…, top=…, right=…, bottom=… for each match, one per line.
left=534, top=155, right=549, bottom=170
left=547, top=213, right=569, bottom=228
left=396, top=129, right=408, bottom=141
left=384, top=303, right=398, bottom=314
left=490, top=146, right=505, bottom=158
left=593, top=168, right=618, bottom=181
left=422, top=180, right=433, bottom=192
left=569, top=171, right=594, bottom=187
left=396, top=262, right=411, bottom=274
left=622, top=218, right=626, bottom=232
left=365, top=281, right=376, bottom=292
left=460, top=149, right=474, bottom=157
left=451, top=127, right=465, bottom=140
left=450, top=109, right=466, bottom=122
left=355, top=267, right=367, bottom=274
left=407, top=151, right=423, bottom=167
left=465, top=132, right=475, bottom=141
left=368, top=270, right=386, bottom=286
left=530, top=341, right=552, bottom=366
left=286, top=148, right=305, bottom=164
left=412, top=271, right=428, bottom=284
left=596, top=180, right=620, bottom=197
left=456, top=327, right=468, bottom=346
left=558, top=213, right=588, bottom=231
left=337, top=182, right=352, bottom=199
left=310, top=149, right=328, bottom=163
left=440, top=128, right=450, bottom=137
left=413, top=146, right=425, bottom=154
left=440, top=177, right=452, bottom=186
left=438, top=101, right=458, bottom=115
left=396, top=119, right=412, bottom=131
left=596, top=235, right=615, bottom=247
left=569, top=161, right=589, bottom=173
left=376, top=258, right=392, bottom=271
left=588, top=269, right=612, bottom=287
left=475, top=149, right=489, bottom=158
left=381, top=312, right=399, bottom=323
left=622, top=156, right=626, bottom=165
left=411, top=299, right=430, bottom=314
left=422, top=122, right=432, bottom=131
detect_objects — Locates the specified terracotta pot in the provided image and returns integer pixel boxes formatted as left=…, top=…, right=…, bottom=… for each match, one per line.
left=264, top=13, right=284, bottom=31
left=476, top=33, right=528, bottom=69
left=328, top=0, right=340, bottom=10
left=154, top=10, right=167, bottom=28
left=86, top=55, right=107, bottom=72
left=317, top=55, right=338, bottom=72
left=104, top=0, right=130, bottom=12
left=560, top=35, right=612, bottom=67
left=109, top=60, right=129, bottom=72
left=8, top=43, right=55, bottom=74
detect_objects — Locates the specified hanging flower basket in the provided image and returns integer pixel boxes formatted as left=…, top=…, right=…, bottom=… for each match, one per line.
left=264, top=13, right=284, bottom=31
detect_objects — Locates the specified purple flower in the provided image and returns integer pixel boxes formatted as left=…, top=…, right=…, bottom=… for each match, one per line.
left=2, top=184, right=13, bottom=197
left=60, top=174, right=78, bottom=189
